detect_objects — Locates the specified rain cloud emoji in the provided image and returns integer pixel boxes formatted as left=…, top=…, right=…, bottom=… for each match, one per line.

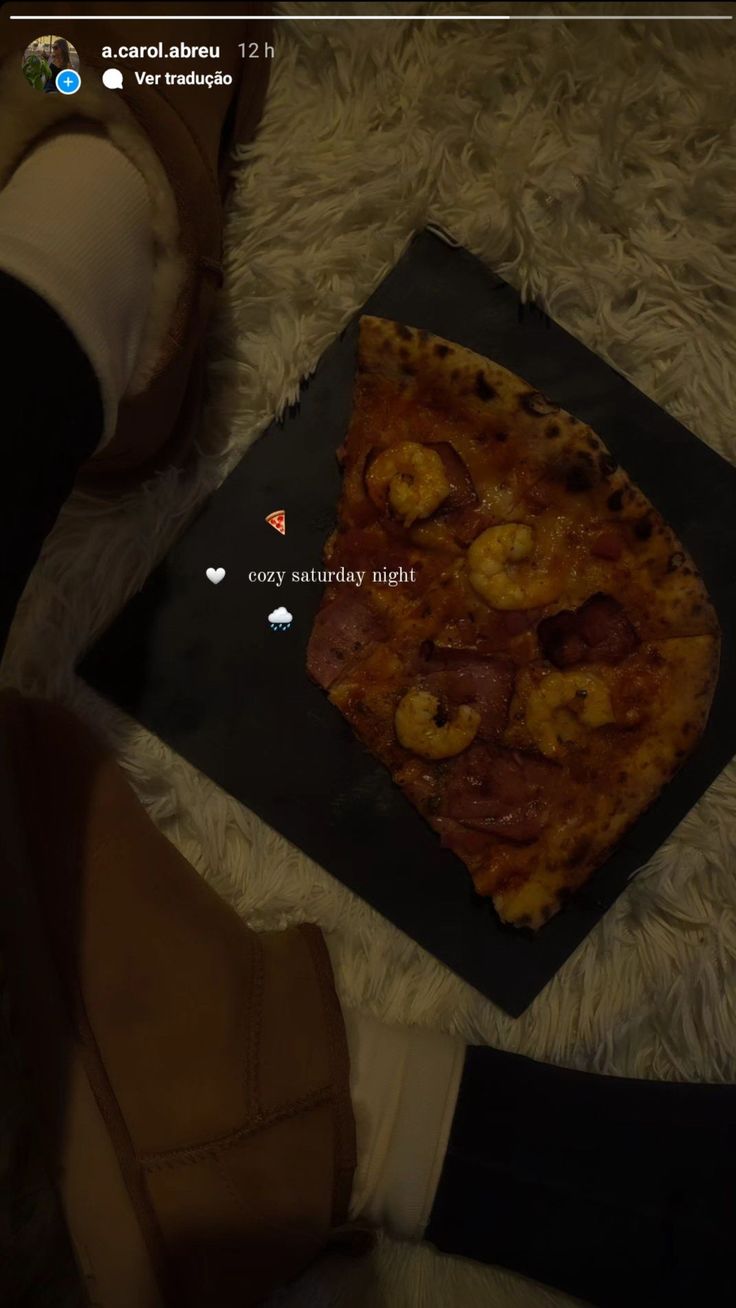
left=268, top=605, right=293, bottom=632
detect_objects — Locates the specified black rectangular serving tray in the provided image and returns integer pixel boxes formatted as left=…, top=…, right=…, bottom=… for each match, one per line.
left=80, top=230, right=736, bottom=1016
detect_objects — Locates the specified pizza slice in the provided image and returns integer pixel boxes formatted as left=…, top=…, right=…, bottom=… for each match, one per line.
left=266, top=509, right=286, bottom=535
left=308, top=316, right=720, bottom=929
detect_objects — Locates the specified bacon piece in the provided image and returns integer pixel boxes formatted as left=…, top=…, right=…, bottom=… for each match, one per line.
left=307, top=593, right=386, bottom=689
left=537, top=593, right=639, bottom=668
left=419, top=645, right=515, bottom=740
left=429, top=443, right=478, bottom=512
left=442, top=744, right=559, bottom=843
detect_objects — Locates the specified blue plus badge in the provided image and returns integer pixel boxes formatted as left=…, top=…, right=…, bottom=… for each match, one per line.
left=57, top=69, right=81, bottom=95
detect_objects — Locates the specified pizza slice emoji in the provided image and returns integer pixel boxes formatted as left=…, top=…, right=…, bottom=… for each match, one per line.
left=265, top=509, right=286, bottom=536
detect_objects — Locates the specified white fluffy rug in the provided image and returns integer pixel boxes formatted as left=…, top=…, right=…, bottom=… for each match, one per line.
left=4, top=3, right=736, bottom=1305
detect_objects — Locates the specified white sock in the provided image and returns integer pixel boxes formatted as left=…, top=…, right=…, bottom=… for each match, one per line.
left=0, top=132, right=155, bottom=451
left=340, top=1004, right=466, bottom=1241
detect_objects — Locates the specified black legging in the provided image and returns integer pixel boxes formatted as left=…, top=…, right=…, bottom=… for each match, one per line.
left=1, top=270, right=103, bottom=653
left=3, top=270, right=734, bottom=1308
left=427, top=1045, right=734, bottom=1306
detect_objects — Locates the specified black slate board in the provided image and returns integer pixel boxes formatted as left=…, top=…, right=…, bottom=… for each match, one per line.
left=80, top=230, right=736, bottom=1017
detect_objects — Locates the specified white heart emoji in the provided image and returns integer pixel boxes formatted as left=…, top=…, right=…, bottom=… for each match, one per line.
left=206, top=567, right=226, bottom=585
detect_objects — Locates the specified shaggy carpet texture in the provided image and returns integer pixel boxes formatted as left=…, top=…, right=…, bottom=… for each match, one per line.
left=2, top=3, right=736, bottom=1305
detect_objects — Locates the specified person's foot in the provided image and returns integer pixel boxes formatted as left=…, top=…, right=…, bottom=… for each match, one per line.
left=0, top=692, right=356, bottom=1308
left=0, top=3, right=273, bottom=491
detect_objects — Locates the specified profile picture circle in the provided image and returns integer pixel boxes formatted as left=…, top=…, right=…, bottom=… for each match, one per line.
left=22, top=34, right=80, bottom=94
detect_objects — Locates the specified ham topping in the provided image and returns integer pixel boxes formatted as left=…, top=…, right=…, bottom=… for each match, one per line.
left=363, top=442, right=477, bottom=520
left=419, top=644, right=514, bottom=740
left=442, top=744, right=558, bottom=843
left=307, top=593, right=386, bottom=689
left=537, top=593, right=639, bottom=668
left=429, top=443, right=478, bottom=512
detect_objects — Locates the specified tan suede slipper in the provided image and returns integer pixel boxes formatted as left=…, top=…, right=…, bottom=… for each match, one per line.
left=0, top=692, right=362, bottom=1308
left=0, top=3, right=273, bottom=493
